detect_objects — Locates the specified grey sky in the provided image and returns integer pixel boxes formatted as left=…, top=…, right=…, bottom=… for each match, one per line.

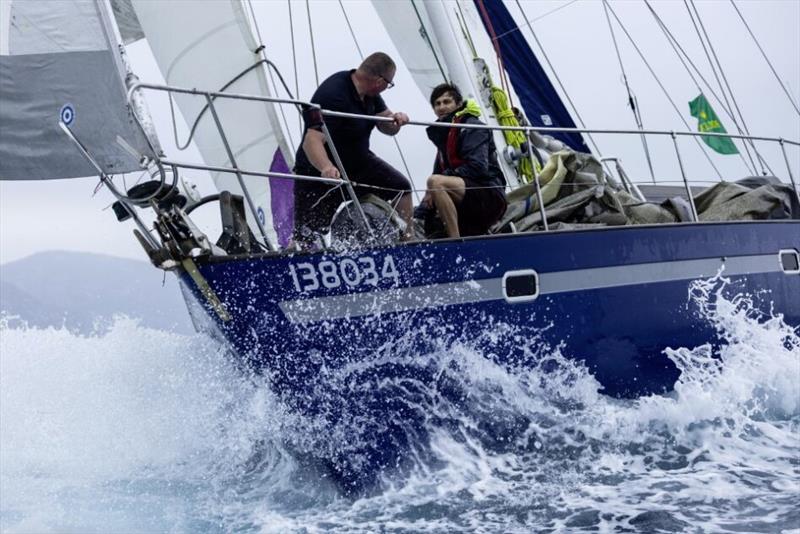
left=1, top=0, right=798, bottom=264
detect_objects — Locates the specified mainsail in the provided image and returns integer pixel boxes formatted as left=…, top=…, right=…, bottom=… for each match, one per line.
left=0, top=0, right=155, bottom=180
left=128, top=0, right=294, bottom=248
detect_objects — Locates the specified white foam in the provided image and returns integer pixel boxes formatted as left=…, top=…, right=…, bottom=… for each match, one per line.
left=1, top=274, right=798, bottom=532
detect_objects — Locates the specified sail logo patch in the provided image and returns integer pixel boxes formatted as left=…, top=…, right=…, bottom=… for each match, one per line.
left=60, top=104, right=75, bottom=126
left=257, top=207, right=266, bottom=225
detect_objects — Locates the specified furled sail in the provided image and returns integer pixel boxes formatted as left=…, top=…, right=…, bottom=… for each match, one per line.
left=472, top=0, right=590, bottom=153
left=0, top=0, right=155, bottom=180
left=129, top=0, right=294, bottom=248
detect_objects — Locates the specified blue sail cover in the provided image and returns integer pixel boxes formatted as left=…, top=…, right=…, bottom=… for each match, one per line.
left=474, top=0, right=590, bottom=153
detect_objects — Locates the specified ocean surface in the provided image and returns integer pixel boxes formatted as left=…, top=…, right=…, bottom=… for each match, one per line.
left=1, top=276, right=798, bottom=533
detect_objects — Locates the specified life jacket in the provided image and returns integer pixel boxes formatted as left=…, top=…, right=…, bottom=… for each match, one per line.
left=438, top=114, right=466, bottom=171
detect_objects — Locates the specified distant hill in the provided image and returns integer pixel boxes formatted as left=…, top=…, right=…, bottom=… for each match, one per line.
left=0, top=251, right=194, bottom=334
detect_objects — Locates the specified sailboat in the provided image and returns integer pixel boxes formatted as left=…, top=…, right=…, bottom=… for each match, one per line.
left=2, top=0, right=798, bottom=492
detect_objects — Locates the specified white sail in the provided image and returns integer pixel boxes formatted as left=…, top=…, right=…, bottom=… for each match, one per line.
left=371, top=1, right=451, bottom=95
left=0, top=0, right=155, bottom=180
left=130, top=0, right=294, bottom=248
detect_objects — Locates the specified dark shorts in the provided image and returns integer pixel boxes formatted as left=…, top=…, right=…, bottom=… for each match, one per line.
left=294, top=152, right=411, bottom=238
left=456, top=178, right=507, bottom=236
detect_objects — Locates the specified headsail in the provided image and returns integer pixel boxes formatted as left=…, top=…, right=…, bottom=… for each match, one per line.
left=371, top=1, right=449, bottom=95
left=129, top=0, right=295, bottom=248
left=0, top=0, right=155, bottom=180
left=472, top=0, right=590, bottom=153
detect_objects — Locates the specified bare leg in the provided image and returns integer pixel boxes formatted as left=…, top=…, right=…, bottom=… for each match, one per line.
left=427, top=174, right=466, bottom=238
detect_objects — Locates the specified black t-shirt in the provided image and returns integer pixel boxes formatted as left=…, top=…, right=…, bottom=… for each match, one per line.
left=294, top=69, right=387, bottom=175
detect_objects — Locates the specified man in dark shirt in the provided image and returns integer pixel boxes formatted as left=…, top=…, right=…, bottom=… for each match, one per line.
left=293, top=52, right=412, bottom=244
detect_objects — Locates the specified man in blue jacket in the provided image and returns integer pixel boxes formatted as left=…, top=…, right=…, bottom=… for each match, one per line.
left=421, top=83, right=507, bottom=238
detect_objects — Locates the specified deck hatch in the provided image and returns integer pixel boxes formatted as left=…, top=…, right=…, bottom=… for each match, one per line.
left=779, top=249, right=800, bottom=274
left=503, top=270, right=540, bottom=303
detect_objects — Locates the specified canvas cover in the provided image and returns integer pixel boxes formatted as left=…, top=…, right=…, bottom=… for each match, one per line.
left=495, top=153, right=798, bottom=232
left=0, top=0, right=154, bottom=180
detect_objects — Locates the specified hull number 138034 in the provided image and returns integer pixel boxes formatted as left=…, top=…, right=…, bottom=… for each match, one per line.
left=289, top=255, right=400, bottom=292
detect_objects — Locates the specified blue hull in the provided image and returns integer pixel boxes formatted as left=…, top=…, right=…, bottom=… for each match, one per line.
left=179, top=221, right=799, bottom=490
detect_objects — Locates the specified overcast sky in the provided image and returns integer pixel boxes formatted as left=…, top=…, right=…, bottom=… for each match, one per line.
left=1, top=0, right=798, bottom=264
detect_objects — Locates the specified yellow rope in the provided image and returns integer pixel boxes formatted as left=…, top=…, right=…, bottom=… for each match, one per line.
left=490, top=86, right=540, bottom=182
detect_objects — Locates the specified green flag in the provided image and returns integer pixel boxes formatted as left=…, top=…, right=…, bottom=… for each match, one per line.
left=689, top=94, right=739, bottom=155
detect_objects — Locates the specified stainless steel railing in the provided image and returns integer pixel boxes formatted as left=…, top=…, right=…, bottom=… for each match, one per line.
left=126, top=83, right=799, bottom=250
left=322, top=109, right=799, bottom=228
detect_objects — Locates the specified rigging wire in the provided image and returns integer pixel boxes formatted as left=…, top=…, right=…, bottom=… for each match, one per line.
left=475, top=0, right=512, bottom=96
left=246, top=0, right=296, bottom=154
left=288, top=0, right=301, bottom=133
left=689, top=0, right=770, bottom=174
left=682, top=2, right=738, bottom=124
left=454, top=2, right=479, bottom=59
left=603, top=2, right=724, bottom=181
left=410, top=0, right=448, bottom=83
left=602, top=0, right=657, bottom=183
left=337, top=0, right=418, bottom=201
left=644, top=0, right=755, bottom=175
left=730, top=0, right=800, bottom=116
left=305, top=0, right=319, bottom=87
left=512, top=0, right=611, bottom=174
left=493, top=0, right=580, bottom=42
left=681, top=0, right=758, bottom=173
left=645, top=3, right=737, bottom=119
left=338, top=0, right=363, bottom=59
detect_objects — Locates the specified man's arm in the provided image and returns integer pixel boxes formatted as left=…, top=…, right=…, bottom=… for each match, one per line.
left=376, top=109, right=409, bottom=136
left=301, top=129, right=340, bottom=178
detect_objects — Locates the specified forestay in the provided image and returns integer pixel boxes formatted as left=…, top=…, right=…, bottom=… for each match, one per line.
left=0, top=0, right=155, bottom=180
left=128, top=0, right=294, bottom=248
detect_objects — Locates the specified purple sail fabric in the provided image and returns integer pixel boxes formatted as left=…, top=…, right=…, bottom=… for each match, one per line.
left=269, top=148, right=294, bottom=247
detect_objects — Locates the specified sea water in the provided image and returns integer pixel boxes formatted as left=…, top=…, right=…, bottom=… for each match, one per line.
left=1, top=277, right=798, bottom=533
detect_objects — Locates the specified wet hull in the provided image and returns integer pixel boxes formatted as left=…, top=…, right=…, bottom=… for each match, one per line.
left=178, top=221, right=800, bottom=491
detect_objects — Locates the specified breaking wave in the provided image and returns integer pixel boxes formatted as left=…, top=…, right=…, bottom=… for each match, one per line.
left=1, top=275, right=798, bottom=533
